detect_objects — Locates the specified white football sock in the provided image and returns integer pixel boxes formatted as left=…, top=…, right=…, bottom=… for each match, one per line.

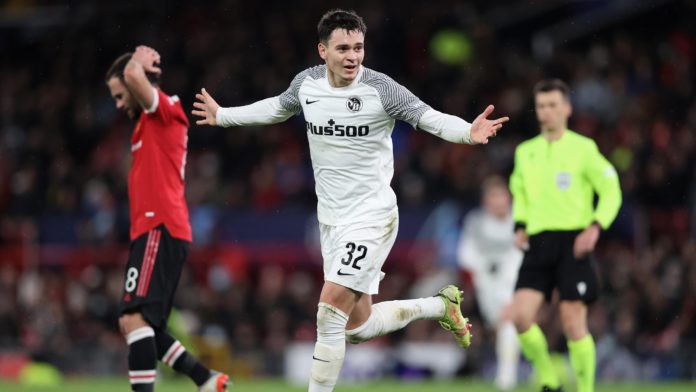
left=308, top=302, right=348, bottom=392
left=345, top=297, right=444, bottom=344
left=495, top=321, right=520, bottom=391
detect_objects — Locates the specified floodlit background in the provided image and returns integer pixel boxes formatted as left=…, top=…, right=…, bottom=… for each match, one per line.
left=1, top=0, right=696, bottom=389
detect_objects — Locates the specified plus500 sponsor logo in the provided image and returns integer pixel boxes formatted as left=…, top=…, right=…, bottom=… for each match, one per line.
left=306, top=121, right=369, bottom=137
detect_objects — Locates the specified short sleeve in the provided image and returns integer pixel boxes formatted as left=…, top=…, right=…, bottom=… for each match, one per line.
left=145, top=88, right=184, bottom=126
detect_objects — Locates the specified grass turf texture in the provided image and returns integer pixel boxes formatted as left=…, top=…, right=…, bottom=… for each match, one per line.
left=1, top=378, right=695, bottom=392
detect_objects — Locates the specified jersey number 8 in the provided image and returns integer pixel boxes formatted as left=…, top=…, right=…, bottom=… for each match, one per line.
left=125, top=267, right=139, bottom=293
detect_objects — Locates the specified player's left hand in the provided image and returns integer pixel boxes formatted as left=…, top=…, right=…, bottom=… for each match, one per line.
left=573, top=223, right=600, bottom=259
left=470, top=105, right=509, bottom=144
left=192, top=88, right=220, bottom=126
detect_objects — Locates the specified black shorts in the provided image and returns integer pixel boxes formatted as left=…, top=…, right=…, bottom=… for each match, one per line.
left=515, top=230, right=599, bottom=303
left=119, top=224, right=188, bottom=329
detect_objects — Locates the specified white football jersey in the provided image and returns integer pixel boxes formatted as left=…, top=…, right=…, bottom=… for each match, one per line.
left=217, top=64, right=472, bottom=226
left=458, top=208, right=522, bottom=280
left=457, top=208, right=522, bottom=324
left=279, top=65, right=430, bottom=226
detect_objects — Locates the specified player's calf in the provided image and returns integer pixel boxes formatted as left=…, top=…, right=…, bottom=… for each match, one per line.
left=559, top=300, right=588, bottom=341
left=119, top=312, right=157, bottom=391
left=154, top=329, right=230, bottom=391
left=125, top=325, right=157, bottom=392
left=309, top=302, right=349, bottom=392
left=345, top=296, right=446, bottom=344
left=510, top=289, right=544, bottom=333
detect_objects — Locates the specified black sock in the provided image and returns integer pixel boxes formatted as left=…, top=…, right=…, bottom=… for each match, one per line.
left=154, top=328, right=211, bottom=386
left=127, top=327, right=157, bottom=392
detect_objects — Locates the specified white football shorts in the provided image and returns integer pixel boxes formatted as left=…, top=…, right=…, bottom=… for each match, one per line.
left=320, top=211, right=398, bottom=295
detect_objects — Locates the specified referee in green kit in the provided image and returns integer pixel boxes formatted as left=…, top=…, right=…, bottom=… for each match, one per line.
left=509, top=79, right=622, bottom=392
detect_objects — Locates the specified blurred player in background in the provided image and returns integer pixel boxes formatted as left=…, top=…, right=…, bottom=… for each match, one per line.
left=193, top=9, right=509, bottom=392
left=105, top=45, right=229, bottom=392
left=509, top=79, right=622, bottom=392
left=458, top=176, right=522, bottom=390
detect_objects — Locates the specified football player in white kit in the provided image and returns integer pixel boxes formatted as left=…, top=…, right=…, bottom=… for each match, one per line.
left=458, top=176, right=523, bottom=390
left=193, top=9, right=509, bottom=392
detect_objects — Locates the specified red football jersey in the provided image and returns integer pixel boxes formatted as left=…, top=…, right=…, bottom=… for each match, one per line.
left=128, top=88, right=192, bottom=242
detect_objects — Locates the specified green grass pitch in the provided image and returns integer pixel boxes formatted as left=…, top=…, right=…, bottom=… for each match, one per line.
left=1, top=378, right=695, bottom=392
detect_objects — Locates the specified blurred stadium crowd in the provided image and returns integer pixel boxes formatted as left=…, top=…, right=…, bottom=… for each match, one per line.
left=1, top=0, right=696, bottom=382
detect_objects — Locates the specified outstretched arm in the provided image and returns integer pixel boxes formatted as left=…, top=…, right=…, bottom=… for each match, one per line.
left=123, top=45, right=162, bottom=111
left=417, top=105, right=509, bottom=145
left=366, top=72, right=509, bottom=145
left=192, top=89, right=295, bottom=127
left=193, top=68, right=312, bottom=128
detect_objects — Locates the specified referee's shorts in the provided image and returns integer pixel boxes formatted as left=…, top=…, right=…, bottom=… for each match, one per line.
left=515, top=230, right=599, bottom=303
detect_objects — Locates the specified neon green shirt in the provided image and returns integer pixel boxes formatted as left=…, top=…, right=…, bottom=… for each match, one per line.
left=510, top=129, right=622, bottom=235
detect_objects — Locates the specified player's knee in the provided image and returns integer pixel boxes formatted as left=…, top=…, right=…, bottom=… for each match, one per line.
left=316, top=302, right=349, bottom=344
left=118, top=312, right=148, bottom=336
left=512, top=316, right=530, bottom=333
left=559, top=303, right=588, bottom=339
left=510, top=307, right=533, bottom=332
left=510, top=291, right=543, bottom=332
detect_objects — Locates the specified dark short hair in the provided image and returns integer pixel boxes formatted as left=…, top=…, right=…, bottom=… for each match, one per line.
left=533, top=79, right=570, bottom=100
left=317, top=9, right=367, bottom=44
left=105, top=52, right=160, bottom=85
left=105, top=52, right=132, bottom=82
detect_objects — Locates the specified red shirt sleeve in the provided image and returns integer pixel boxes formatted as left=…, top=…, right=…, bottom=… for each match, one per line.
left=144, top=89, right=189, bottom=128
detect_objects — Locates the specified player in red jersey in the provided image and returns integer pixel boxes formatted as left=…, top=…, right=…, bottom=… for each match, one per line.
left=106, top=45, right=229, bottom=392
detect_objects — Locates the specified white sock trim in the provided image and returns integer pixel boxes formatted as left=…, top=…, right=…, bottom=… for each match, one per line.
left=129, top=370, right=156, bottom=376
left=126, top=326, right=155, bottom=345
left=317, top=302, right=349, bottom=320
left=129, top=369, right=156, bottom=384
left=130, top=378, right=156, bottom=384
left=163, top=341, right=186, bottom=367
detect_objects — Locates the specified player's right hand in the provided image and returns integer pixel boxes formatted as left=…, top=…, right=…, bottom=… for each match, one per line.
left=514, top=228, right=529, bottom=251
left=573, top=223, right=600, bottom=259
left=131, top=45, right=162, bottom=75
left=192, top=88, right=220, bottom=126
